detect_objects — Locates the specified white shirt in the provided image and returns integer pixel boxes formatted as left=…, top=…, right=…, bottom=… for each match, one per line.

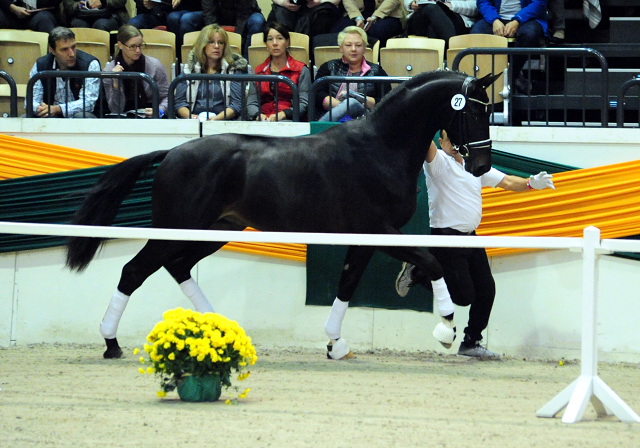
left=424, top=149, right=505, bottom=233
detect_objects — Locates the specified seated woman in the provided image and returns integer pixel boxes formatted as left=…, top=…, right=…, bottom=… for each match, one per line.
left=314, top=26, right=390, bottom=122
left=253, top=21, right=310, bottom=122
left=174, top=23, right=253, bottom=121
left=103, top=24, right=169, bottom=117
left=404, top=0, right=478, bottom=48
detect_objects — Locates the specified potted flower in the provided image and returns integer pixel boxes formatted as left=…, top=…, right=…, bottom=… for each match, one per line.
left=139, top=307, right=258, bottom=402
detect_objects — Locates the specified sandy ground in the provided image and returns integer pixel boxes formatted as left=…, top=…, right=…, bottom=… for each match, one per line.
left=1, top=344, right=639, bottom=448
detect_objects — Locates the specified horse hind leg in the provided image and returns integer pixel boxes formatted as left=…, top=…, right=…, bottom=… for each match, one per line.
left=163, top=241, right=232, bottom=313
left=326, top=245, right=376, bottom=360
left=101, top=239, right=184, bottom=359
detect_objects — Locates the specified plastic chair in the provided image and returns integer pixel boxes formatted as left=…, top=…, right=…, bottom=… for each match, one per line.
left=383, top=37, right=445, bottom=71
left=447, top=34, right=508, bottom=104
left=0, top=83, right=26, bottom=117
left=0, top=30, right=48, bottom=85
left=70, top=28, right=111, bottom=68
left=140, top=29, right=177, bottom=80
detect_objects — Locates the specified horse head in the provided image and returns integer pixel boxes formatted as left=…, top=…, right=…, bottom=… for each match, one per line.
left=444, top=73, right=501, bottom=177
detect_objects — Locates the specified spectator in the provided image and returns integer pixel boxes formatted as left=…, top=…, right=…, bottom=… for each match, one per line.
left=202, top=0, right=266, bottom=58
left=174, top=23, right=256, bottom=120
left=27, top=26, right=101, bottom=118
left=103, top=25, right=170, bottom=118
left=0, top=0, right=61, bottom=33
left=404, top=0, right=477, bottom=48
left=314, top=25, right=389, bottom=121
left=333, top=0, right=404, bottom=47
left=470, top=0, right=548, bottom=93
left=268, top=0, right=341, bottom=38
left=253, top=21, right=310, bottom=121
left=166, top=0, right=203, bottom=53
left=128, top=0, right=173, bottom=30
left=62, top=0, right=129, bottom=32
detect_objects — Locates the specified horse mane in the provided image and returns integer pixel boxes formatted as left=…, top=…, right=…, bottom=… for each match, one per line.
left=372, top=70, right=468, bottom=114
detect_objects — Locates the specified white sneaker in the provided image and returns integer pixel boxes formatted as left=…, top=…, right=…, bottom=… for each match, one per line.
left=395, top=262, right=415, bottom=297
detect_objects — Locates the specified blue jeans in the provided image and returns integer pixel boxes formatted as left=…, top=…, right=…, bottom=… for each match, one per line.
left=319, top=100, right=365, bottom=122
left=167, top=10, right=204, bottom=50
left=470, top=19, right=545, bottom=76
left=243, top=12, right=266, bottom=58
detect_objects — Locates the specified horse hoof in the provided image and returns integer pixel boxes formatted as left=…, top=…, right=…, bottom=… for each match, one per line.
left=326, top=338, right=354, bottom=360
left=432, top=322, right=456, bottom=349
left=103, top=338, right=123, bottom=359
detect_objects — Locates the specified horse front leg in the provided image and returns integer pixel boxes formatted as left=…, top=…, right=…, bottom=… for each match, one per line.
left=379, top=245, right=457, bottom=349
left=326, top=245, right=376, bottom=360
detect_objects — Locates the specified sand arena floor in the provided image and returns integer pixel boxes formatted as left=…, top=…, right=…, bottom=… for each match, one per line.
left=1, top=344, right=639, bottom=448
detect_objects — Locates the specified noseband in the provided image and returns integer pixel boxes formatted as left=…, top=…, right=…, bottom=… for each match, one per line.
left=450, top=76, right=492, bottom=159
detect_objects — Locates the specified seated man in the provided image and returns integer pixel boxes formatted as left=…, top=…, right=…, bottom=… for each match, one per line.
left=27, top=26, right=101, bottom=118
left=0, top=0, right=61, bottom=33
left=471, top=0, right=547, bottom=93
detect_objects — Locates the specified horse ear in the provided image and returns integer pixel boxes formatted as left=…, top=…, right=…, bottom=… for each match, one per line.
left=477, top=73, right=503, bottom=90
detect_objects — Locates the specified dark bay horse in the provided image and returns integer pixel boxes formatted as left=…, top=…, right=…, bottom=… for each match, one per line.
left=66, top=70, right=500, bottom=359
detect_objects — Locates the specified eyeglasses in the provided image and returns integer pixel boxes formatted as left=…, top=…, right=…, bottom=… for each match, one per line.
left=207, top=40, right=225, bottom=47
left=123, top=43, right=145, bottom=51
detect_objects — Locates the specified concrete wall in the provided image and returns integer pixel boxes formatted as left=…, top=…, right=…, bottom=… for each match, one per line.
left=2, top=122, right=640, bottom=362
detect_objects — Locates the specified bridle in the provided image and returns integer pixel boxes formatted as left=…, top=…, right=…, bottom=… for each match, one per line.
left=449, top=76, right=492, bottom=159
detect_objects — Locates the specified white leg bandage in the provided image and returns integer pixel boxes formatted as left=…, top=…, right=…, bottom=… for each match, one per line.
left=179, top=278, right=214, bottom=313
left=431, top=278, right=455, bottom=317
left=324, top=297, right=349, bottom=340
left=100, top=290, right=130, bottom=339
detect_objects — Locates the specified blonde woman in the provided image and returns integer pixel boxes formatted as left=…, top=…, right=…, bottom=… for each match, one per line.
left=174, top=23, right=256, bottom=121
left=314, top=26, right=390, bottom=122
left=103, top=24, right=169, bottom=117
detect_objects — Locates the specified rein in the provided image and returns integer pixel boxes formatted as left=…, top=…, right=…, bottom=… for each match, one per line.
left=450, top=76, right=492, bottom=159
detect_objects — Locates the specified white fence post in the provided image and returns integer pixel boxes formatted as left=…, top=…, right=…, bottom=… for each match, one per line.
left=536, top=226, right=640, bottom=423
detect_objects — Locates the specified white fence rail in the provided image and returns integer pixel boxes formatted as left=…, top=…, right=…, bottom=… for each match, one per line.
left=0, top=221, right=638, bottom=424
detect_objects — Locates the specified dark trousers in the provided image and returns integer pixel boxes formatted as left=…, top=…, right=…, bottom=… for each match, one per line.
left=470, top=18, right=545, bottom=77
left=406, top=3, right=467, bottom=50
left=414, top=227, right=496, bottom=344
left=0, top=10, right=58, bottom=33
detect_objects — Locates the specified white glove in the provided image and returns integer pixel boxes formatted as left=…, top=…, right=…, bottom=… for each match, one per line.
left=529, top=171, right=555, bottom=190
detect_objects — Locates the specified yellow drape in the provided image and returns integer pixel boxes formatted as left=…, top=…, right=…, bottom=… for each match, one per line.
left=479, top=159, right=640, bottom=256
left=0, top=134, right=125, bottom=179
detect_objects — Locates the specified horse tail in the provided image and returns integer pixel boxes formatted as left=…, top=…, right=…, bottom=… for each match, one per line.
left=66, top=150, right=170, bottom=272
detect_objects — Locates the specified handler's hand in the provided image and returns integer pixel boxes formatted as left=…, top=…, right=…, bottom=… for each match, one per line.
left=529, top=171, right=555, bottom=190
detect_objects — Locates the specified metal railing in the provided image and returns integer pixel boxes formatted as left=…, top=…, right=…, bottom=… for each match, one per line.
left=167, top=73, right=300, bottom=121
left=452, top=47, right=609, bottom=126
left=616, top=77, right=640, bottom=127
left=309, top=75, right=402, bottom=121
left=25, top=71, right=159, bottom=118
left=0, top=71, right=18, bottom=117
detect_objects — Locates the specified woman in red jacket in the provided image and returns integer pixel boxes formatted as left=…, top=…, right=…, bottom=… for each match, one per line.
left=254, top=21, right=310, bottom=121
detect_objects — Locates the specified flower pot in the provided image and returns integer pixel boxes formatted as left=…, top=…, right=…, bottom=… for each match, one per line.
left=177, top=374, right=222, bottom=402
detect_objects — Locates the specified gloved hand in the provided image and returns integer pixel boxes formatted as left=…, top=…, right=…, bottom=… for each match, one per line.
left=529, top=171, right=555, bottom=190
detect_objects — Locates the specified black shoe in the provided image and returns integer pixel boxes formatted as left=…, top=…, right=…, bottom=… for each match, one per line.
left=514, top=75, right=532, bottom=95
left=549, top=35, right=565, bottom=45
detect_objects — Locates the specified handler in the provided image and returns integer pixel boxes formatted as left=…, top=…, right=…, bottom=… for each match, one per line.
left=395, top=129, right=555, bottom=359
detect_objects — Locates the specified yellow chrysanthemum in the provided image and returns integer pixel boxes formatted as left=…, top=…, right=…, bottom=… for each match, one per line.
left=225, top=399, right=231, bottom=405
left=168, top=352, right=176, bottom=361
left=147, top=367, right=154, bottom=374
left=138, top=368, right=145, bottom=374
left=133, top=348, right=139, bottom=355
left=157, top=390, right=167, bottom=398
left=139, top=357, right=145, bottom=364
